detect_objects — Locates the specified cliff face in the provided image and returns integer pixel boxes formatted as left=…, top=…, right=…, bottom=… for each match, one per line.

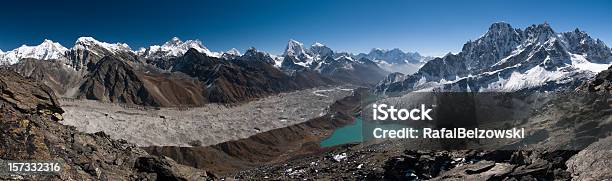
left=77, top=56, right=160, bottom=106
left=0, top=69, right=213, bottom=180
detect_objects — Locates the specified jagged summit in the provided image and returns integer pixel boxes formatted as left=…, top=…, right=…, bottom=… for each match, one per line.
left=283, top=39, right=312, bottom=58
left=523, top=23, right=557, bottom=45
left=376, top=22, right=612, bottom=93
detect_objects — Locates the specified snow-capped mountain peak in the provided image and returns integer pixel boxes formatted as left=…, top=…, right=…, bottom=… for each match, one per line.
left=221, top=48, right=242, bottom=60
left=376, top=22, right=612, bottom=94
left=283, top=39, right=311, bottom=58
left=312, top=42, right=325, bottom=47
left=74, top=37, right=132, bottom=54
left=0, top=39, right=69, bottom=65
left=144, top=37, right=219, bottom=59
left=225, top=48, right=241, bottom=56
left=524, top=22, right=556, bottom=45
left=309, top=42, right=334, bottom=60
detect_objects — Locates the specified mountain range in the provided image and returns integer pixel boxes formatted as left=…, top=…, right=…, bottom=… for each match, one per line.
left=0, top=37, right=393, bottom=106
left=376, top=22, right=612, bottom=94
left=1, top=22, right=610, bottom=106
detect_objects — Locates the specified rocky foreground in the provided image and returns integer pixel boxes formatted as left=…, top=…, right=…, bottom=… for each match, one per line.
left=0, top=69, right=214, bottom=180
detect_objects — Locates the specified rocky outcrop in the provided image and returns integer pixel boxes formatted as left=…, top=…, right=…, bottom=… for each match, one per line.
left=0, top=69, right=213, bottom=180
left=566, top=136, right=612, bottom=180
left=576, top=65, right=612, bottom=93
left=0, top=69, right=63, bottom=113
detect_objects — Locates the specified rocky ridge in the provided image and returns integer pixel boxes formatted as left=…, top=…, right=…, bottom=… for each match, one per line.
left=376, top=22, right=612, bottom=93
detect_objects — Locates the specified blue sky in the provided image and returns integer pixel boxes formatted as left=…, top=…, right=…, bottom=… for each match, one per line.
left=0, top=0, right=610, bottom=56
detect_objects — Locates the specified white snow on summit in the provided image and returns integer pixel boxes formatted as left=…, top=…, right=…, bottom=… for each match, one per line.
left=284, top=39, right=312, bottom=58
left=143, top=37, right=219, bottom=59
left=225, top=48, right=241, bottom=56
left=0, top=39, right=69, bottom=65
left=74, top=37, right=133, bottom=54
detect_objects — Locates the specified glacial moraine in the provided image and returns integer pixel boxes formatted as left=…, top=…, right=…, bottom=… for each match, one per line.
left=60, top=86, right=353, bottom=147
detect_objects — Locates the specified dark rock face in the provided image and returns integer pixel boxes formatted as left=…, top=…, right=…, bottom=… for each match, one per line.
left=0, top=69, right=212, bottom=180
left=77, top=56, right=160, bottom=106
left=173, top=49, right=333, bottom=103
left=318, top=56, right=388, bottom=86
left=144, top=57, right=178, bottom=70
left=238, top=47, right=275, bottom=64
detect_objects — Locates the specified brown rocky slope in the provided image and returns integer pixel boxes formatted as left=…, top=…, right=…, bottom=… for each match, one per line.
left=0, top=69, right=213, bottom=180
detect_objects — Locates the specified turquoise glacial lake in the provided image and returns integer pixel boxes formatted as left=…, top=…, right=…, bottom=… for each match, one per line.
left=320, top=117, right=408, bottom=147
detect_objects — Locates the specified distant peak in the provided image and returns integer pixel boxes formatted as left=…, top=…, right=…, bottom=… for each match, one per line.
left=288, top=39, right=300, bottom=43
left=226, top=48, right=241, bottom=55
left=370, top=48, right=385, bottom=53
left=389, top=48, right=404, bottom=53
left=527, top=22, right=554, bottom=30
left=144, top=37, right=217, bottom=58
left=164, top=37, right=185, bottom=46
left=524, top=23, right=556, bottom=40
left=489, top=21, right=511, bottom=29
left=38, top=39, right=66, bottom=49
left=42, top=39, right=55, bottom=44
left=284, top=39, right=309, bottom=57
left=76, top=36, right=97, bottom=43
left=287, top=39, right=304, bottom=46
left=312, top=42, right=325, bottom=47
left=75, top=37, right=132, bottom=52
left=572, top=28, right=588, bottom=36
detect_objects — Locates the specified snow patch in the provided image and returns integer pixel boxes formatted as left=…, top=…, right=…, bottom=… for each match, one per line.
left=570, top=53, right=611, bottom=72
